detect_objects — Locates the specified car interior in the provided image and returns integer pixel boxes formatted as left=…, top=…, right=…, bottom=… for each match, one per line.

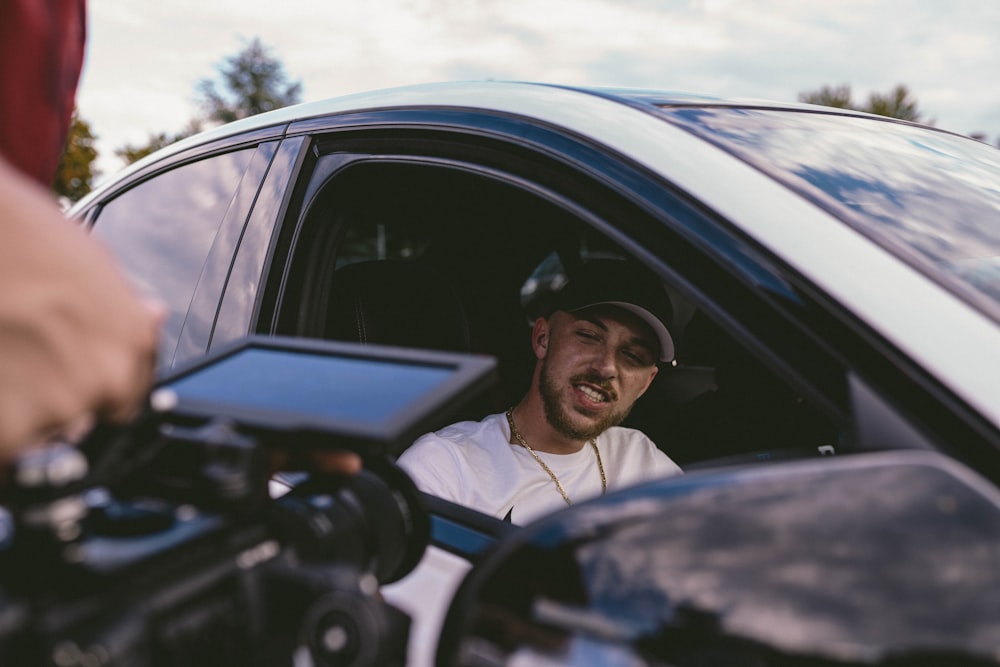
left=271, top=157, right=843, bottom=482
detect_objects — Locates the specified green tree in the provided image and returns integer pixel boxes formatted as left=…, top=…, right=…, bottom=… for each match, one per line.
left=115, top=119, right=203, bottom=166
left=866, top=84, right=923, bottom=122
left=114, top=38, right=300, bottom=166
left=970, top=132, right=1000, bottom=148
left=799, top=83, right=930, bottom=124
left=798, top=84, right=853, bottom=110
left=53, top=113, right=98, bottom=202
left=197, top=37, right=302, bottom=124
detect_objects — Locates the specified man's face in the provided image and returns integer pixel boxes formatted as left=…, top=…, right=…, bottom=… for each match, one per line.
left=536, top=305, right=660, bottom=441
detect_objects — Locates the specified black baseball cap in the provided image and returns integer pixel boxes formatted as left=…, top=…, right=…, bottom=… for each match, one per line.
left=552, top=259, right=675, bottom=362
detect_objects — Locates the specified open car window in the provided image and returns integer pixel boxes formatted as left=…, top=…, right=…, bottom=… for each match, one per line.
left=270, top=145, right=845, bottom=528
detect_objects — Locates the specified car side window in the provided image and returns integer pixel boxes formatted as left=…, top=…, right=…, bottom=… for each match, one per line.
left=90, top=149, right=256, bottom=367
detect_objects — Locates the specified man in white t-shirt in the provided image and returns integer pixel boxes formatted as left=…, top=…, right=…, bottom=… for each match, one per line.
left=398, top=259, right=682, bottom=524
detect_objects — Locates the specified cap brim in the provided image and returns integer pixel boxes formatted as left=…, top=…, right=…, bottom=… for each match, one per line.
left=578, top=301, right=675, bottom=362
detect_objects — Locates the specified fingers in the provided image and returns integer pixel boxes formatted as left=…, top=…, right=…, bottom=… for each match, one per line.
left=96, top=300, right=165, bottom=426
left=268, top=447, right=363, bottom=478
left=0, top=158, right=163, bottom=459
left=304, top=450, right=363, bottom=476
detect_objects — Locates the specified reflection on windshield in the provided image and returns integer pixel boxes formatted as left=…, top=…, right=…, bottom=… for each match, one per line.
left=663, top=108, right=1000, bottom=320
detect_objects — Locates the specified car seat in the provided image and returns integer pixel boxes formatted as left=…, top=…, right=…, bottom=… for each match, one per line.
left=667, top=311, right=840, bottom=467
left=324, top=259, right=472, bottom=353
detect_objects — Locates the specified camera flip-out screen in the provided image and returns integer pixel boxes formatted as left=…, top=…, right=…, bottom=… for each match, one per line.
left=154, top=336, right=498, bottom=456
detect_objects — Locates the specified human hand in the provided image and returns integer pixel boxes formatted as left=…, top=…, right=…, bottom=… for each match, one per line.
left=0, top=157, right=162, bottom=465
left=268, top=448, right=364, bottom=478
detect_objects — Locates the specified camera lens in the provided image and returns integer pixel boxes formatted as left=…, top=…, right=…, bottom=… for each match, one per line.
left=272, top=459, right=430, bottom=584
left=301, top=584, right=412, bottom=667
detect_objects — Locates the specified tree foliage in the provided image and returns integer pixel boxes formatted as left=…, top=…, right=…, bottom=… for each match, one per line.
left=798, top=84, right=854, bottom=110
left=115, top=119, right=203, bottom=166
left=867, top=85, right=924, bottom=122
left=116, top=38, right=300, bottom=167
left=799, top=83, right=929, bottom=123
left=53, top=113, right=98, bottom=203
left=196, top=37, right=302, bottom=124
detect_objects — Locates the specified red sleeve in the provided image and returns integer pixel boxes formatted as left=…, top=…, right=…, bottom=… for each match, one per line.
left=0, top=0, right=87, bottom=186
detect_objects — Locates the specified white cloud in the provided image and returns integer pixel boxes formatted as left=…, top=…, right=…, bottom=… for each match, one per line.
left=77, top=0, right=1000, bottom=178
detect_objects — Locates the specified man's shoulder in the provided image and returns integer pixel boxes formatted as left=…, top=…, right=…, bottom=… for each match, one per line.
left=601, top=424, right=657, bottom=446
left=403, top=412, right=505, bottom=458
left=601, top=425, right=683, bottom=474
left=421, top=412, right=504, bottom=442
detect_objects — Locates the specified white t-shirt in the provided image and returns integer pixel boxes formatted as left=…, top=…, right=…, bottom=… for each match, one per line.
left=397, top=412, right=682, bottom=524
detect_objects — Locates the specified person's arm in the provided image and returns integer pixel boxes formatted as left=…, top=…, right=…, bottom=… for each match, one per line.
left=0, top=156, right=161, bottom=463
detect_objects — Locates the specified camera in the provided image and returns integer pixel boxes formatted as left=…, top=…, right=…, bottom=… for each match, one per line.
left=0, top=336, right=497, bottom=667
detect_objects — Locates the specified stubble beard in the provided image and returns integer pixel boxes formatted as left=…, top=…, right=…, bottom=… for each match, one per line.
left=538, top=356, right=632, bottom=441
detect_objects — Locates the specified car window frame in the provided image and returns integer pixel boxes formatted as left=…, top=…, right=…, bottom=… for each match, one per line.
left=223, top=106, right=998, bottom=508
left=241, top=117, right=861, bottom=519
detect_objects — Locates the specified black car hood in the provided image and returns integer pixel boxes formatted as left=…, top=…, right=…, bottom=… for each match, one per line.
left=438, top=451, right=1000, bottom=665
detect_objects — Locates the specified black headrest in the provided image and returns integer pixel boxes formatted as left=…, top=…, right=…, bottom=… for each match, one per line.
left=325, top=260, right=471, bottom=353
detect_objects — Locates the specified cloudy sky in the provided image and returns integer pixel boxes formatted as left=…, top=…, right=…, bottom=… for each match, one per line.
left=78, top=0, right=1000, bottom=178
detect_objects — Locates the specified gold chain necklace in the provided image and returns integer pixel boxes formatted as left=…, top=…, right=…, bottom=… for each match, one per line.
left=505, top=408, right=606, bottom=506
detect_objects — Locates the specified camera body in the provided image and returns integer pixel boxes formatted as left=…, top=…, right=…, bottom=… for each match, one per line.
left=0, top=423, right=419, bottom=667
left=0, top=336, right=497, bottom=667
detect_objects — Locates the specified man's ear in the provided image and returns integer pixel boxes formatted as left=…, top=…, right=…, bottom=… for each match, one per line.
left=531, top=317, right=550, bottom=360
left=637, top=364, right=659, bottom=398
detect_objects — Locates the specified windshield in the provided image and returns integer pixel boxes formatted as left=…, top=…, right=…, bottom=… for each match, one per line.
left=660, top=107, right=1000, bottom=321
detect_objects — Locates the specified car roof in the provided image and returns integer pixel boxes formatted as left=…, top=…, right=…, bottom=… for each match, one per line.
left=557, top=84, right=882, bottom=116
left=85, top=81, right=887, bottom=189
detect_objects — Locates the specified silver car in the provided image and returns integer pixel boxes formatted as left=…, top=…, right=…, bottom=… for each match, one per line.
left=68, top=82, right=1000, bottom=666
